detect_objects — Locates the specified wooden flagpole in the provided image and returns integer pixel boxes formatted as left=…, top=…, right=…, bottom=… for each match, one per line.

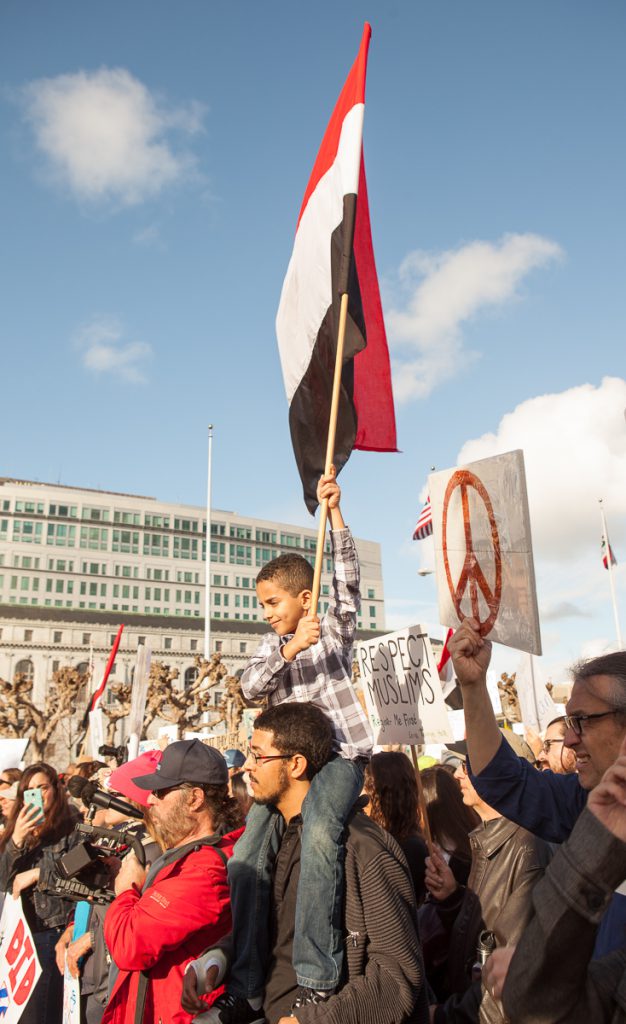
left=308, top=291, right=435, bottom=862
left=311, top=290, right=351, bottom=612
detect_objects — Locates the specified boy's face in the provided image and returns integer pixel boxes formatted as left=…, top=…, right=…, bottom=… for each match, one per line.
left=257, top=578, right=311, bottom=636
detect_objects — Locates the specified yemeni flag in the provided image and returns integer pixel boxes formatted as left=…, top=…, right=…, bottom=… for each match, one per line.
left=276, top=23, right=397, bottom=514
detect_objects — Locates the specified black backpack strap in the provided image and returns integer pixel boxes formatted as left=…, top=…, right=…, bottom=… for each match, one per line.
left=133, top=834, right=228, bottom=1024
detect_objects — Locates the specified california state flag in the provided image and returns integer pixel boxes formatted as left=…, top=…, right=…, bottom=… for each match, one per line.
left=276, top=23, right=397, bottom=513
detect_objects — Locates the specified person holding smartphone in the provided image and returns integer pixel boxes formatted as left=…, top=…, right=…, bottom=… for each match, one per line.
left=0, top=762, right=79, bottom=1024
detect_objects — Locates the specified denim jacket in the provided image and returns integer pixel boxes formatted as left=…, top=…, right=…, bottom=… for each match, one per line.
left=0, top=813, right=79, bottom=931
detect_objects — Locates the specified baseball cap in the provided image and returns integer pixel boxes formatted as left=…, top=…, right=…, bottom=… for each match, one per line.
left=224, top=749, right=246, bottom=770
left=133, top=739, right=228, bottom=792
left=108, top=750, right=163, bottom=808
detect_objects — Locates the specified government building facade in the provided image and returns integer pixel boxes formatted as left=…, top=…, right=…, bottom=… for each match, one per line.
left=0, top=477, right=387, bottom=752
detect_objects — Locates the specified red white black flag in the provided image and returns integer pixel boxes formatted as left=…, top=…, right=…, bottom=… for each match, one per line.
left=276, top=23, right=397, bottom=513
left=602, top=535, right=617, bottom=570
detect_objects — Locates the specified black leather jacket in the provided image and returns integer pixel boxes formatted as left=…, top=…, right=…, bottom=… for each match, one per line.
left=432, top=815, right=553, bottom=1023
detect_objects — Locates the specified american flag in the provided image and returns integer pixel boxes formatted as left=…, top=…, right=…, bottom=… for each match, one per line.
left=413, top=496, right=433, bottom=540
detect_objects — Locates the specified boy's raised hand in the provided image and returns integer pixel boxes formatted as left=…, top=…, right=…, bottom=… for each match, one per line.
left=317, top=465, right=341, bottom=508
left=291, top=612, right=320, bottom=653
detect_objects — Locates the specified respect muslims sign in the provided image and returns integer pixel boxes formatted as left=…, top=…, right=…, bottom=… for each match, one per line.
left=356, top=626, right=452, bottom=745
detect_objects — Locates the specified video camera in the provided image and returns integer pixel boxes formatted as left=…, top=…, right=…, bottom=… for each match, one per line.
left=98, top=743, right=128, bottom=766
left=49, top=777, right=147, bottom=905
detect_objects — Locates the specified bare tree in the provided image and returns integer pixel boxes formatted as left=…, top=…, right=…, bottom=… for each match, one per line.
left=101, top=653, right=245, bottom=743
left=0, top=667, right=90, bottom=762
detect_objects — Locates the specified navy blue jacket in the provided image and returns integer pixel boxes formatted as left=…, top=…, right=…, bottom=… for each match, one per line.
left=470, top=737, right=626, bottom=957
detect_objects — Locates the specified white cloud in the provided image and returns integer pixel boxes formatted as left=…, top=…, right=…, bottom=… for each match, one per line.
left=456, top=376, right=626, bottom=562
left=75, top=316, right=152, bottom=382
left=387, top=233, right=563, bottom=402
left=132, top=224, right=165, bottom=249
left=21, top=68, right=205, bottom=205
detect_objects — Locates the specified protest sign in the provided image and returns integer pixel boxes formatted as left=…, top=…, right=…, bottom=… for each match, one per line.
left=356, top=626, right=452, bottom=745
left=0, top=740, right=29, bottom=772
left=515, top=654, right=558, bottom=733
left=0, top=897, right=41, bottom=1024
left=429, top=449, right=542, bottom=655
left=88, top=708, right=105, bottom=761
left=62, top=956, right=80, bottom=1024
left=127, top=643, right=152, bottom=760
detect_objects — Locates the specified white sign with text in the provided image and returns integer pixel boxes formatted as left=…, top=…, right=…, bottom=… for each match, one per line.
left=356, top=626, right=453, bottom=745
left=0, top=897, right=42, bottom=1024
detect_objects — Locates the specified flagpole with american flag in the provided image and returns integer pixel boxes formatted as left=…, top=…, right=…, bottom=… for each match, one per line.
left=599, top=499, right=622, bottom=646
left=276, top=22, right=397, bottom=611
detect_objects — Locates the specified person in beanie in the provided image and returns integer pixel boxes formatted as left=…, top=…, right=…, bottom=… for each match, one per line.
left=101, top=740, right=244, bottom=1024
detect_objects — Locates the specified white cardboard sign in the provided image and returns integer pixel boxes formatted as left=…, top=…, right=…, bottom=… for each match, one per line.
left=356, top=626, right=453, bottom=745
left=62, top=955, right=80, bottom=1024
left=0, top=897, right=42, bottom=1024
left=515, top=655, right=558, bottom=733
left=429, top=449, right=542, bottom=655
left=0, top=740, right=29, bottom=772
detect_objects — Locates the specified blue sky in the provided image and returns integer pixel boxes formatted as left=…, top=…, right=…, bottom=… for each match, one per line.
left=1, top=1, right=624, bottom=682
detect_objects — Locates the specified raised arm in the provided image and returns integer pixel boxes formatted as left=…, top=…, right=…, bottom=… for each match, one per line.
left=448, top=619, right=500, bottom=774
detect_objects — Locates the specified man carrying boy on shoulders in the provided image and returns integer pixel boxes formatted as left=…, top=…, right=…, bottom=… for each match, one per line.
left=206, top=467, right=373, bottom=1023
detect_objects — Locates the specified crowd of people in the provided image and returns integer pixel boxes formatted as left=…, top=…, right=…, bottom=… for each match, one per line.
left=1, top=469, right=625, bottom=1024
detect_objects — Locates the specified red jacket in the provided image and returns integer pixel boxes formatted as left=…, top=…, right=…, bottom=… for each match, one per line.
left=102, top=827, right=243, bottom=1024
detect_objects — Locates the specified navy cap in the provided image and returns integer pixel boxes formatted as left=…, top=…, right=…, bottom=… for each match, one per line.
left=133, top=739, right=228, bottom=791
left=223, top=748, right=246, bottom=770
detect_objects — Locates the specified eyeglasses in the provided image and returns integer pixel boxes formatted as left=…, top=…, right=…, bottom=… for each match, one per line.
left=246, top=748, right=295, bottom=766
left=562, top=710, right=619, bottom=736
left=541, top=739, right=563, bottom=754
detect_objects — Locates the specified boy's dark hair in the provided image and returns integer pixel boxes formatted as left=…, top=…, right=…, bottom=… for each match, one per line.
left=255, top=702, right=333, bottom=780
left=256, top=553, right=314, bottom=597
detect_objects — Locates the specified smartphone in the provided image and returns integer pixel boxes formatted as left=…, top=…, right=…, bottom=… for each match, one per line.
left=24, top=788, right=44, bottom=817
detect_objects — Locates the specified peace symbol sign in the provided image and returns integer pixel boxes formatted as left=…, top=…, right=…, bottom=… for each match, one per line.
left=442, top=469, right=502, bottom=635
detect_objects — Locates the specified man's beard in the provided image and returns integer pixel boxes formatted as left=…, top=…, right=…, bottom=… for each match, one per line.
left=151, top=791, right=196, bottom=849
left=253, top=762, right=290, bottom=808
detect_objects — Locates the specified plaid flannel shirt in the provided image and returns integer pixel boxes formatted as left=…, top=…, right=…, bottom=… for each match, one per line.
left=241, top=527, right=373, bottom=760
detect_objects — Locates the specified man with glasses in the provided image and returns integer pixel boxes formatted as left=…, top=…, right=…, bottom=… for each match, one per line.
left=449, top=618, right=626, bottom=957
left=536, top=716, right=576, bottom=774
left=101, top=739, right=244, bottom=1024
left=185, top=703, right=427, bottom=1024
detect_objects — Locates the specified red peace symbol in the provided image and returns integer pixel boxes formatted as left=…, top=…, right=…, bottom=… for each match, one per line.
left=441, top=470, right=502, bottom=635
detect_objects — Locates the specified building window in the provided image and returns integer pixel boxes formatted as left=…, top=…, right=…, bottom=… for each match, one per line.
left=239, top=642, right=247, bottom=653
left=15, top=658, right=34, bottom=681
left=164, top=637, right=172, bottom=650
left=24, top=629, right=33, bottom=642
left=82, top=633, right=91, bottom=646
left=190, top=639, right=198, bottom=651
left=367, top=588, right=375, bottom=599
left=215, top=640, right=223, bottom=652
left=184, top=665, right=198, bottom=689
left=53, top=631, right=62, bottom=643
left=369, top=606, right=376, bottom=618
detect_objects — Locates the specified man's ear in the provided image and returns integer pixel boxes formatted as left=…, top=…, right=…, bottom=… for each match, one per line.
left=290, top=753, right=309, bottom=783
left=300, top=589, right=313, bottom=612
